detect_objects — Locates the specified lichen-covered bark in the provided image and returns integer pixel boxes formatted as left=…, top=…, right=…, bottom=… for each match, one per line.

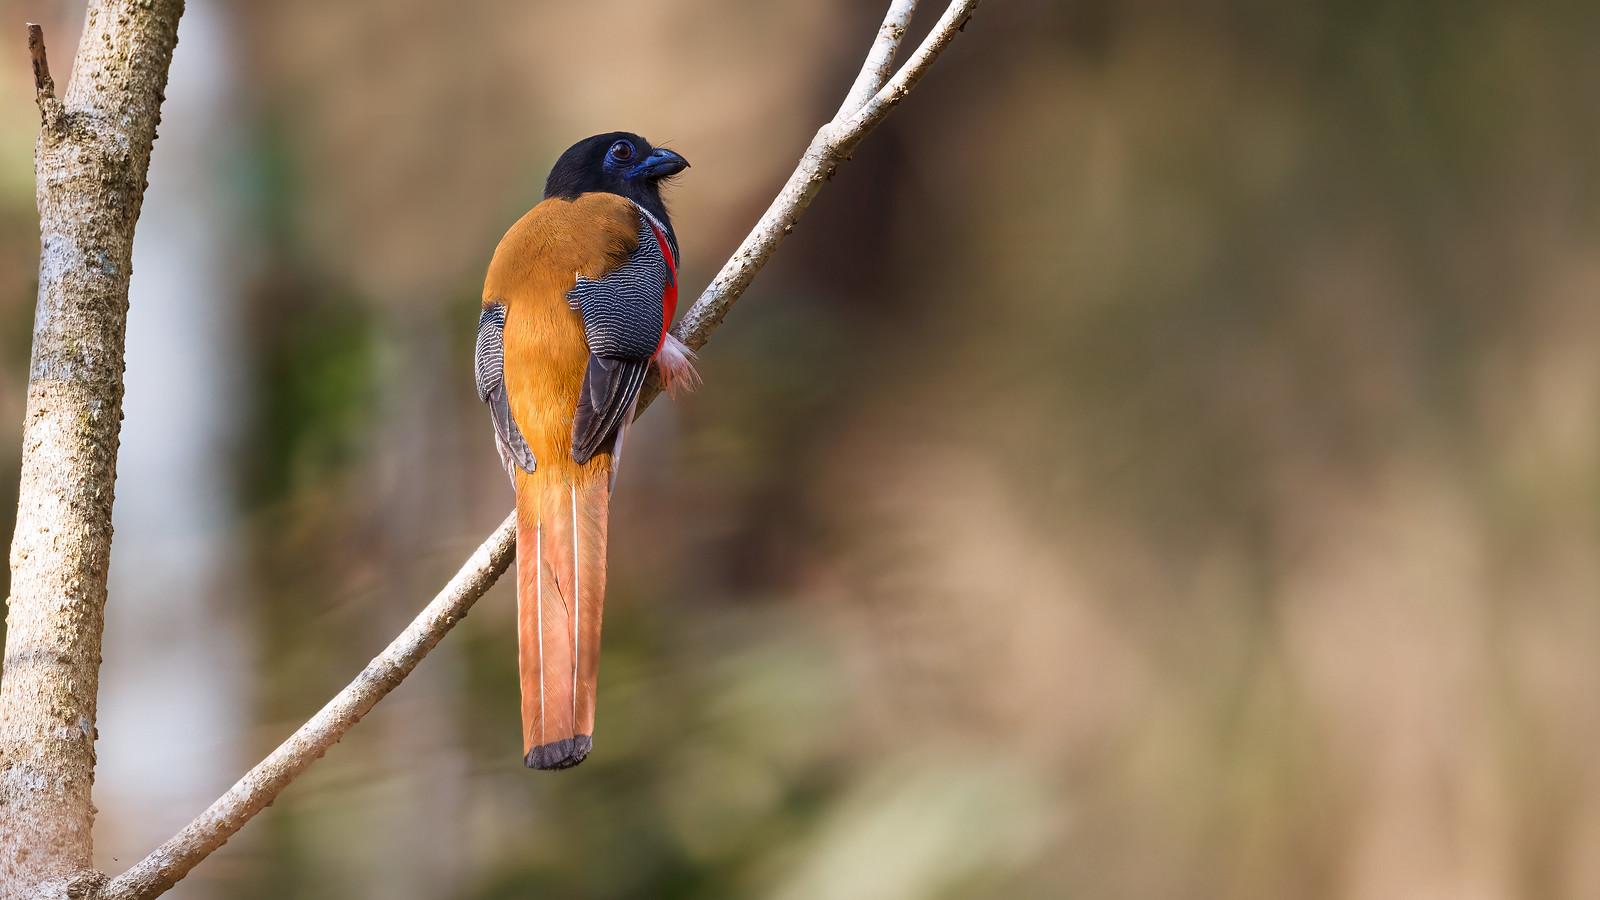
left=0, top=4, right=185, bottom=898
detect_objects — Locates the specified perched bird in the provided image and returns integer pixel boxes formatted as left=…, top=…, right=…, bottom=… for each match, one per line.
left=475, top=132, right=696, bottom=769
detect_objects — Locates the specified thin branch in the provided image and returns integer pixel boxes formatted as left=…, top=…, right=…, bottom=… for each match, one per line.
left=834, top=0, right=918, bottom=119
left=97, top=514, right=517, bottom=900
left=95, top=1, right=983, bottom=896
left=25, top=24, right=64, bottom=133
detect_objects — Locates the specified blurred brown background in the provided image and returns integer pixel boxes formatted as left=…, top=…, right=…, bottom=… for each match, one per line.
left=3, top=1, right=1600, bottom=898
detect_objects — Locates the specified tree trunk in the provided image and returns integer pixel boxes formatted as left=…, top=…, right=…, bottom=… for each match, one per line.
left=0, top=4, right=185, bottom=897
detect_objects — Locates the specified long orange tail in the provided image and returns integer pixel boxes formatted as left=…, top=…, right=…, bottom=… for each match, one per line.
left=515, top=469, right=611, bottom=769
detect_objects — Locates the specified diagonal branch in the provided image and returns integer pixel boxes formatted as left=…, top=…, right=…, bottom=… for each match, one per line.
left=98, top=515, right=517, bottom=900
left=96, top=1, right=982, bottom=896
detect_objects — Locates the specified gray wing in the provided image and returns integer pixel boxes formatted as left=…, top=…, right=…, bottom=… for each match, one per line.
left=475, top=303, right=536, bottom=475
left=565, top=212, right=671, bottom=464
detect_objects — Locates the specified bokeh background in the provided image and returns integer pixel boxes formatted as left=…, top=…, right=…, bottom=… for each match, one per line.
left=4, top=0, right=1600, bottom=897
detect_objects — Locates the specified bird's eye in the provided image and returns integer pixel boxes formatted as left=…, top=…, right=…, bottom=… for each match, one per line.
left=609, top=141, right=635, bottom=162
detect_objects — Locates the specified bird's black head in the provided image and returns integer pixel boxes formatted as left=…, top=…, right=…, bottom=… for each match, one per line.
left=544, top=131, right=688, bottom=231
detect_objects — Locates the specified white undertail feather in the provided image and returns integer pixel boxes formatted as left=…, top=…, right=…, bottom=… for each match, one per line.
left=609, top=398, right=639, bottom=493
left=570, top=482, right=580, bottom=727
left=655, top=332, right=701, bottom=397
left=535, top=518, right=545, bottom=746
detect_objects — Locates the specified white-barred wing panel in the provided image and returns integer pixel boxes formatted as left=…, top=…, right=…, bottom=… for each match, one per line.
left=475, top=303, right=536, bottom=474
left=566, top=215, right=670, bottom=361
left=565, top=209, right=675, bottom=464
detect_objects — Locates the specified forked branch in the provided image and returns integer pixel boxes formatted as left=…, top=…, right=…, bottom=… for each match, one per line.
left=95, top=2, right=983, bottom=896
left=98, top=516, right=517, bottom=899
left=835, top=0, right=920, bottom=118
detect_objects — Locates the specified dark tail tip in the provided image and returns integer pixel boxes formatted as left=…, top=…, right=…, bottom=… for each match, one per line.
left=525, top=734, right=593, bottom=770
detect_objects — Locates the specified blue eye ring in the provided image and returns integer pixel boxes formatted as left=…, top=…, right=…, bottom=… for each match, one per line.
left=608, top=140, right=635, bottom=163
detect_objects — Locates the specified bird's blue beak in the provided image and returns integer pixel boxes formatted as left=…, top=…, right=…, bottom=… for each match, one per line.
left=630, top=148, right=690, bottom=180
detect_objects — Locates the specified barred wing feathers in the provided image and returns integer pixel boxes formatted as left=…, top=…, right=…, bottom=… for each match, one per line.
left=566, top=206, right=676, bottom=464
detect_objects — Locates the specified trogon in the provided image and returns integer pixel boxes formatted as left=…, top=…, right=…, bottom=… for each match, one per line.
left=475, top=132, right=695, bottom=769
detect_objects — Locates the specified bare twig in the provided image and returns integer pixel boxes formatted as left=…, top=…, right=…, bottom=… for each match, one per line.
left=94, top=1, right=983, bottom=896
left=1, top=4, right=186, bottom=898
left=25, top=24, right=64, bottom=133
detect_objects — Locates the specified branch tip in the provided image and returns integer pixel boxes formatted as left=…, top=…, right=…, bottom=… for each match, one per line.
left=26, top=22, right=64, bottom=131
left=834, top=0, right=920, bottom=119
left=27, top=23, right=52, bottom=93
left=835, top=0, right=981, bottom=144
